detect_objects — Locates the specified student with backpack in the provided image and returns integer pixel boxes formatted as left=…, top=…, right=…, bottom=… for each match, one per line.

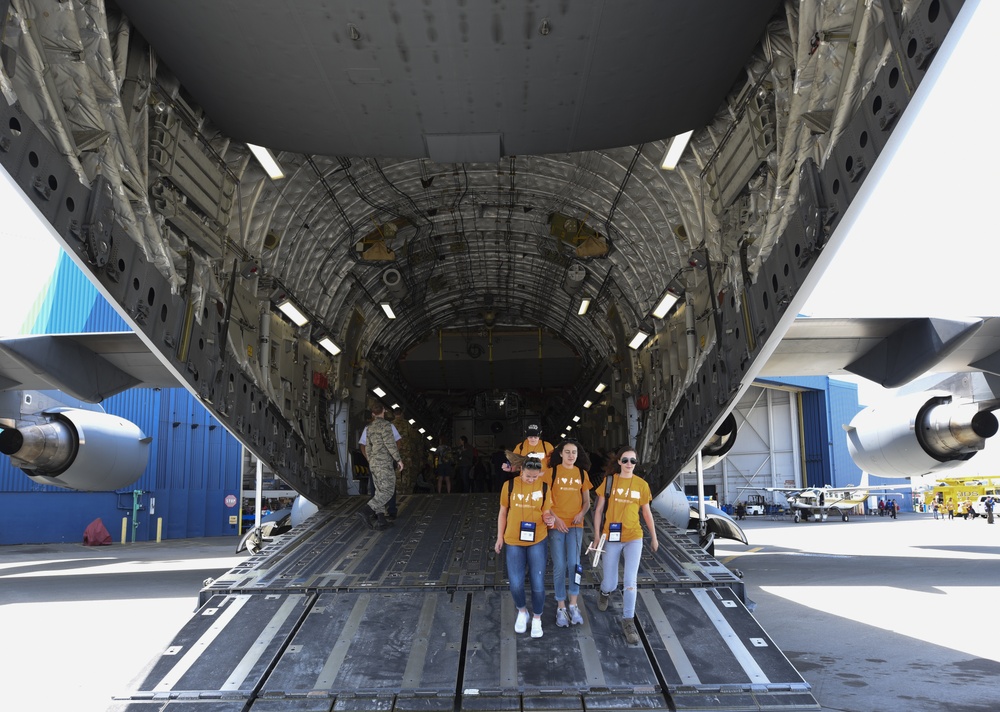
left=590, top=445, right=659, bottom=645
left=494, top=454, right=553, bottom=638
left=544, top=439, right=593, bottom=627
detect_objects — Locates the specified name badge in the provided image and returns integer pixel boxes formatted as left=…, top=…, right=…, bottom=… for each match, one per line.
left=574, top=563, right=583, bottom=586
left=609, top=522, right=623, bottom=542
left=519, top=521, right=536, bottom=542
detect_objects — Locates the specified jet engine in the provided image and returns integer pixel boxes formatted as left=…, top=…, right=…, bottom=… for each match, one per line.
left=0, top=407, right=151, bottom=491
left=846, top=392, right=999, bottom=478
left=679, top=412, right=738, bottom=473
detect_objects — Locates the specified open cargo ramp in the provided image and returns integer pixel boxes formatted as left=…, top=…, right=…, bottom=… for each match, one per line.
left=109, top=495, right=818, bottom=711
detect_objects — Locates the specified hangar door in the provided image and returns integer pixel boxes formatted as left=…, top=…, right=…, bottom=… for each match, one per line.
left=676, top=384, right=802, bottom=510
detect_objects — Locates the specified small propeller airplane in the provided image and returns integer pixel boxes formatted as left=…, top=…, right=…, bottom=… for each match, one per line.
left=764, top=483, right=910, bottom=523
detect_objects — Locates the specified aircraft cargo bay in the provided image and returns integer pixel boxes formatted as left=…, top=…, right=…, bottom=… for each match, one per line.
left=109, top=496, right=817, bottom=712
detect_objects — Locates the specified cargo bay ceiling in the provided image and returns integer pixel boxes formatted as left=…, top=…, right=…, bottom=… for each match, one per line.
left=0, top=0, right=960, bottom=499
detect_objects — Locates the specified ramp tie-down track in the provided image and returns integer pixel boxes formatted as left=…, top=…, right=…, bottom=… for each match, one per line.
left=109, top=495, right=818, bottom=711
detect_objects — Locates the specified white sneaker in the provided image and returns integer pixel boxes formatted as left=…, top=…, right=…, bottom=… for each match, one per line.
left=530, top=616, right=543, bottom=638
left=514, top=609, right=529, bottom=634
left=569, top=604, right=584, bottom=625
left=555, top=607, right=569, bottom=627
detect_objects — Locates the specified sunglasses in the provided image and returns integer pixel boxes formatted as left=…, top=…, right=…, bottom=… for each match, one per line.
left=522, top=460, right=542, bottom=471
left=620, top=457, right=638, bottom=465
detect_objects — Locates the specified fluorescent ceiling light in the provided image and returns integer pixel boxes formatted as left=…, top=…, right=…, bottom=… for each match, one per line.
left=318, top=337, right=341, bottom=356
left=565, top=425, right=572, bottom=431
left=408, top=418, right=416, bottom=425
left=426, top=435, right=433, bottom=441
left=248, top=143, right=285, bottom=180
left=629, top=330, right=650, bottom=350
left=583, top=400, right=593, bottom=409
left=276, top=299, right=309, bottom=327
left=418, top=427, right=426, bottom=434
left=572, top=415, right=580, bottom=422
left=578, top=297, right=591, bottom=316
left=652, top=290, right=680, bottom=319
left=430, top=447, right=437, bottom=452
left=659, top=130, right=693, bottom=171
left=380, top=302, right=396, bottom=319
left=372, top=387, right=386, bottom=397
left=390, top=403, right=399, bottom=409
left=595, top=383, right=607, bottom=394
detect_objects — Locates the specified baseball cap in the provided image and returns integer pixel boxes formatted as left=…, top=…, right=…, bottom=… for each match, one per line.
left=525, top=423, right=542, bottom=436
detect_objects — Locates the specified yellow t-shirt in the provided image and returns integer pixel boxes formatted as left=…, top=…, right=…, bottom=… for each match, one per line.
left=501, top=477, right=552, bottom=547
left=600, top=474, right=652, bottom=542
left=547, top=465, right=593, bottom=528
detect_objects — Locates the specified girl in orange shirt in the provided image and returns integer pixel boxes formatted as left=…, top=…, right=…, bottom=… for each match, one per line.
left=545, top=439, right=593, bottom=627
left=495, top=455, right=553, bottom=638
left=590, top=446, right=658, bottom=645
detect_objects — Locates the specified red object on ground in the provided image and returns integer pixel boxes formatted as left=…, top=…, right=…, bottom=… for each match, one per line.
left=83, top=518, right=112, bottom=546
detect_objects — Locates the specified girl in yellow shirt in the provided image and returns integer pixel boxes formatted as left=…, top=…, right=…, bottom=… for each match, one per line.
left=590, top=446, right=658, bottom=645
left=545, top=439, right=593, bottom=627
left=495, top=455, right=553, bottom=638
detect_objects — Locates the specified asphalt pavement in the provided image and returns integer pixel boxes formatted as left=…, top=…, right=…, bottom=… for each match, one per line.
left=1, top=512, right=997, bottom=712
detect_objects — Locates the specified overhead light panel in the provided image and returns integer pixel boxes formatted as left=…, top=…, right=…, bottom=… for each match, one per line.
left=652, top=289, right=681, bottom=319
left=426, top=435, right=433, bottom=441
left=629, top=330, right=650, bottom=350
left=418, top=427, right=426, bottom=434
left=583, top=400, right=593, bottom=409
left=572, top=415, right=580, bottom=423
left=276, top=298, right=309, bottom=327
left=318, top=337, right=342, bottom=356
left=565, top=425, right=572, bottom=431
left=659, top=130, right=693, bottom=171
left=578, top=297, right=591, bottom=316
left=380, top=302, right=396, bottom=319
left=390, top=403, right=400, bottom=409
left=372, top=387, right=387, bottom=398
left=408, top=419, right=416, bottom=425
left=248, top=143, right=285, bottom=180
left=430, top=447, right=438, bottom=452
left=595, top=383, right=607, bottom=394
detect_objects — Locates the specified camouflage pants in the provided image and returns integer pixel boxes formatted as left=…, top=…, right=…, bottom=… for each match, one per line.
left=369, top=459, right=396, bottom=515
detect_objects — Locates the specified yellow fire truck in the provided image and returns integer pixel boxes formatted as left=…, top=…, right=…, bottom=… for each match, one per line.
left=923, top=478, right=1000, bottom=511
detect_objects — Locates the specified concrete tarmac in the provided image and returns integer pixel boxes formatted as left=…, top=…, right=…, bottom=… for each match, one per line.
left=1, top=512, right=997, bottom=711
left=715, top=511, right=1000, bottom=712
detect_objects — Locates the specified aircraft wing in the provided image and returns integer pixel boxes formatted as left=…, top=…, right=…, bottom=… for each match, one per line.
left=0, top=333, right=178, bottom=403
left=760, top=317, right=1000, bottom=389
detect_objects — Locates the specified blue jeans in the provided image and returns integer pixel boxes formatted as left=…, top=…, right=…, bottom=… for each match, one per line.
left=505, top=539, right=547, bottom=614
left=548, top=527, right=584, bottom=601
left=601, top=539, right=643, bottom=618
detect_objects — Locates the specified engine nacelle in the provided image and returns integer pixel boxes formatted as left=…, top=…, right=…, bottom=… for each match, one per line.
left=846, top=392, right=998, bottom=478
left=0, top=408, right=151, bottom=491
left=679, top=412, right=738, bottom=472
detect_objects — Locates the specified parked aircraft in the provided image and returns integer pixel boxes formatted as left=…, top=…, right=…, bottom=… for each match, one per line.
left=764, top=484, right=908, bottom=522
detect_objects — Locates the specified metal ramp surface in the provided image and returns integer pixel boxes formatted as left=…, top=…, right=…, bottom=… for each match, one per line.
left=108, top=495, right=818, bottom=711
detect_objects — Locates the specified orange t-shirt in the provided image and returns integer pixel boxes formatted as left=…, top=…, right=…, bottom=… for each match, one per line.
left=501, top=477, right=552, bottom=547
left=547, top=465, right=593, bottom=528
left=600, top=474, right=652, bottom=542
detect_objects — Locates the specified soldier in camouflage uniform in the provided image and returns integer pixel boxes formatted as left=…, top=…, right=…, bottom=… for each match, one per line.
left=357, top=402, right=403, bottom=530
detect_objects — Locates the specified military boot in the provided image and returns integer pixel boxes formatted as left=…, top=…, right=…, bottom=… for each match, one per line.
left=375, top=512, right=394, bottom=530
left=355, top=506, right=376, bottom=530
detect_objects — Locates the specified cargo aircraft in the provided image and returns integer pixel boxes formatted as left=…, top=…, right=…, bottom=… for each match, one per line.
left=0, top=1, right=978, bottom=709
